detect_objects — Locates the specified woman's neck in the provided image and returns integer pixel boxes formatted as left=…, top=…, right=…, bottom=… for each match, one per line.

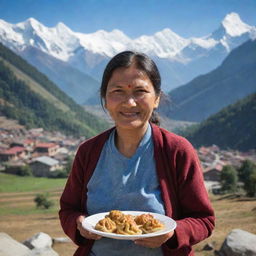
left=115, top=124, right=149, bottom=158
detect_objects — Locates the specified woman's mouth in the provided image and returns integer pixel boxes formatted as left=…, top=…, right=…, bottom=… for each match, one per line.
left=120, top=112, right=139, bottom=118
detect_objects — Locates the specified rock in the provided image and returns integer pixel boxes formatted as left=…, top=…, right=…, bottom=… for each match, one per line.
left=23, top=232, right=53, bottom=250
left=0, top=232, right=32, bottom=256
left=30, top=248, right=58, bottom=256
left=203, top=242, right=215, bottom=251
left=218, top=229, right=256, bottom=256
left=52, top=237, right=72, bottom=243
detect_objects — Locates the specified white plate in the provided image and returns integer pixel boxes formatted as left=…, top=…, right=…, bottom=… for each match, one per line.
left=82, top=211, right=177, bottom=240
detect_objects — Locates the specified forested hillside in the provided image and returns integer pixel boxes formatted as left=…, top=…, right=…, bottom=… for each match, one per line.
left=161, top=39, right=256, bottom=122
left=0, top=43, right=109, bottom=137
left=184, top=93, right=256, bottom=151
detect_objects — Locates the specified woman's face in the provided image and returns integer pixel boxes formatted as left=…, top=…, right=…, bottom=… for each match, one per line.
left=105, top=65, right=160, bottom=131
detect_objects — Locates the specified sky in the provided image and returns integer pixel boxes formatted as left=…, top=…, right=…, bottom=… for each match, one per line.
left=0, top=0, right=256, bottom=38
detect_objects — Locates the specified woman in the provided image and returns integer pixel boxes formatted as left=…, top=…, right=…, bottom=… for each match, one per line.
left=59, top=51, right=215, bottom=256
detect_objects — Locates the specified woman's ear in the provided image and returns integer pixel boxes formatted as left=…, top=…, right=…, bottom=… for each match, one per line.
left=154, top=93, right=161, bottom=108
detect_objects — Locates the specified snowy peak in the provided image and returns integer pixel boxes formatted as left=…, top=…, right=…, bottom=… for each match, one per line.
left=0, top=13, right=255, bottom=65
left=221, top=12, right=252, bottom=37
left=131, top=28, right=189, bottom=58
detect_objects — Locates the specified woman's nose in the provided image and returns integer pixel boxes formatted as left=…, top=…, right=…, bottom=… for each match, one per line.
left=123, top=95, right=137, bottom=106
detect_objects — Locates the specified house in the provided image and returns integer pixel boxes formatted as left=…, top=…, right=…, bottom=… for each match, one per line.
left=30, top=156, right=60, bottom=177
left=33, top=143, right=59, bottom=157
left=0, top=146, right=27, bottom=162
left=203, top=168, right=221, bottom=182
left=10, top=139, right=35, bottom=149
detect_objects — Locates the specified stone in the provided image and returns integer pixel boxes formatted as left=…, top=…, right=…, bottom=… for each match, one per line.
left=218, top=229, right=256, bottom=256
left=30, top=248, right=59, bottom=256
left=0, top=232, right=32, bottom=256
left=52, top=237, right=72, bottom=243
left=203, top=242, right=215, bottom=251
left=23, top=232, right=53, bottom=250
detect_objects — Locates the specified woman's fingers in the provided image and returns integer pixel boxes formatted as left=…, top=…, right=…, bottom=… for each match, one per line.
left=76, top=215, right=102, bottom=240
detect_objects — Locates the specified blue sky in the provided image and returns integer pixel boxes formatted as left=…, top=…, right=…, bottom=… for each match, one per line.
left=1, top=0, right=256, bottom=38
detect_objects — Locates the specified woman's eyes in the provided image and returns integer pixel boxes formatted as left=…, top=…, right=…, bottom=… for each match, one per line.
left=135, top=89, right=148, bottom=93
left=109, top=89, right=149, bottom=99
left=112, top=89, right=124, bottom=94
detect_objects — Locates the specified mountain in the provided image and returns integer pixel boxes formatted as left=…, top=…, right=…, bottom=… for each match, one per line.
left=184, top=93, right=256, bottom=151
left=0, top=42, right=109, bottom=137
left=159, top=39, right=256, bottom=122
left=0, top=12, right=255, bottom=97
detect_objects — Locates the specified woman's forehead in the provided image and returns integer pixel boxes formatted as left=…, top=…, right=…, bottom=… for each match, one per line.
left=108, top=67, right=150, bottom=85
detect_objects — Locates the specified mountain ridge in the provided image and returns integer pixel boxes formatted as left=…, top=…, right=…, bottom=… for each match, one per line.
left=0, top=12, right=255, bottom=94
left=184, top=92, right=256, bottom=151
left=0, top=42, right=109, bottom=137
left=158, top=39, right=256, bottom=122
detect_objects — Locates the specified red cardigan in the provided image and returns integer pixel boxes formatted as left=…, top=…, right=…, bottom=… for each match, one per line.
left=59, top=124, right=215, bottom=256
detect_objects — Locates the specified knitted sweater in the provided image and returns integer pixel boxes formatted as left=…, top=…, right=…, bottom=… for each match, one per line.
left=59, top=124, right=215, bottom=256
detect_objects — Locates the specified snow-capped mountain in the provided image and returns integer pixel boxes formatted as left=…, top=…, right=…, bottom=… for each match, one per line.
left=0, top=12, right=255, bottom=99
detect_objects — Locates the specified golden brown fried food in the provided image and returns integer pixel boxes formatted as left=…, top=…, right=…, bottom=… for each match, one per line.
left=116, top=218, right=142, bottom=235
left=140, top=218, right=164, bottom=234
left=95, top=217, right=117, bottom=233
left=106, top=210, right=124, bottom=222
left=134, top=213, right=154, bottom=226
left=94, top=211, right=165, bottom=235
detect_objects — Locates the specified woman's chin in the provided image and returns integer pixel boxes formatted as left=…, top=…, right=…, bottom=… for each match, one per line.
left=115, top=120, right=147, bottom=131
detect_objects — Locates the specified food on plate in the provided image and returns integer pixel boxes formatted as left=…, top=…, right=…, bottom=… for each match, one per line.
left=95, top=217, right=117, bottom=233
left=140, top=218, right=165, bottom=234
left=94, top=210, right=165, bottom=235
left=134, top=213, right=154, bottom=226
left=116, top=218, right=142, bottom=235
left=106, top=210, right=124, bottom=221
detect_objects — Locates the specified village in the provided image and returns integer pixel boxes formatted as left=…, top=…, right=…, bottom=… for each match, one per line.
left=0, top=123, right=83, bottom=177
left=0, top=122, right=256, bottom=192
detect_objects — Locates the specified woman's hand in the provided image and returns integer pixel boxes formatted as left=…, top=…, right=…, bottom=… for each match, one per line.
left=134, top=231, right=174, bottom=248
left=76, top=215, right=102, bottom=240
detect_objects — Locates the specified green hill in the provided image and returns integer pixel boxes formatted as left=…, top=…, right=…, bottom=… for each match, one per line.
left=0, top=42, right=109, bottom=137
left=164, top=39, right=256, bottom=122
left=184, top=93, right=256, bottom=151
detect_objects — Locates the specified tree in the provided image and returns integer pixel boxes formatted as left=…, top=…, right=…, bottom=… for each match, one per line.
left=34, top=193, right=54, bottom=209
left=220, top=165, right=238, bottom=193
left=238, top=160, right=256, bottom=197
left=17, top=165, right=32, bottom=176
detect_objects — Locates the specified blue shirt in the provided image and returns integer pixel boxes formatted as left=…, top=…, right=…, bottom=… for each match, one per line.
left=87, top=124, right=165, bottom=256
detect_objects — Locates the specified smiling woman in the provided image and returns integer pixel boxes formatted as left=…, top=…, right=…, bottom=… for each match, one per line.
left=59, top=51, right=215, bottom=256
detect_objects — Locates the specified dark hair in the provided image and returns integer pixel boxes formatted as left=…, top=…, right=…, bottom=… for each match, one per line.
left=100, top=51, right=161, bottom=125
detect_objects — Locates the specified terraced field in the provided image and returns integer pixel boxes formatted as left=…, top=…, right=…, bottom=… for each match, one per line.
left=0, top=173, right=255, bottom=256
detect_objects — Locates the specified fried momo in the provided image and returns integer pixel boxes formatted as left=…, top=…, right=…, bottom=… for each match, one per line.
left=116, top=218, right=142, bottom=235
left=134, top=213, right=154, bottom=226
left=106, top=210, right=124, bottom=222
left=140, top=218, right=164, bottom=234
left=95, top=217, right=117, bottom=233
left=94, top=211, right=165, bottom=235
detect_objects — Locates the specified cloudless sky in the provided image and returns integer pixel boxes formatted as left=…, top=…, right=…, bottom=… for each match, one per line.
left=0, top=0, right=256, bottom=38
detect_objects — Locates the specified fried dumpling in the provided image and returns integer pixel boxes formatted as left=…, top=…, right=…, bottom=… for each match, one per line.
left=106, top=210, right=124, bottom=222
left=116, top=218, right=142, bottom=235
left=95, top=217, right=117, bottom=233
left=140, top=218, right=164, bottom=234
left=134, top=213, right=154, bottom=226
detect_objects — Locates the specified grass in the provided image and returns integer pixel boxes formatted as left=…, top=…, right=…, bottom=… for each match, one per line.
left=0, top=173, right=256, bottom=256
left=0, top=173, right=67, bottom=193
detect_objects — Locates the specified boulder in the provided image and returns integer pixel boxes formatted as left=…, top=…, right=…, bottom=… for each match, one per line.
left=53, top=237, right=72, bottom=244
left=218, top=229, right=256, bottom=256
left=23, top=232, right=53, bottom=250
left=30, top=248, right=58, bottom=256
left=0, top=232, right=32, bottom=256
